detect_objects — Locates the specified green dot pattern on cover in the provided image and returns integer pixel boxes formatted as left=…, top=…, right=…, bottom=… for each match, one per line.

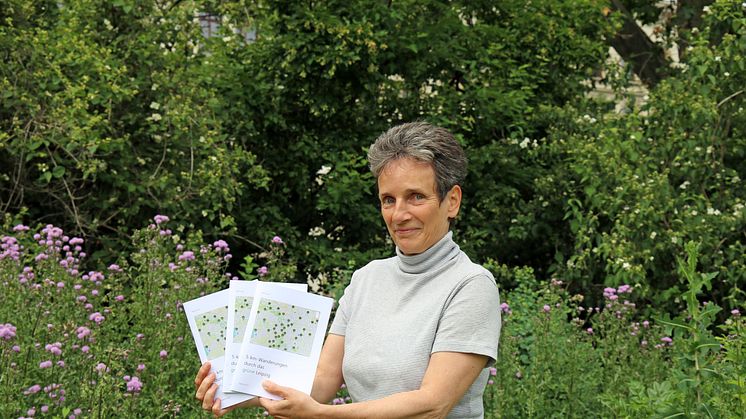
left=195, top=305, right=228, bottom=358
left=233, top=296, right=254, bottom=344
left=250, top=298, right=320, bottom=357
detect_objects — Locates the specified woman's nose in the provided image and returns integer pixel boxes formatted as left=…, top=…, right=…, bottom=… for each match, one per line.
left=392, top=201, right=412, bottom=223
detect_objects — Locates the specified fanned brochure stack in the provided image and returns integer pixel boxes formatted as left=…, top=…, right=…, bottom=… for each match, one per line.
left=183, top=280, right=334, bottom=407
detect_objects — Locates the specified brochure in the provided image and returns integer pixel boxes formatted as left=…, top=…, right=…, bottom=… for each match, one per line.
left=229, top=281, right=333, bottom=399
left=223, top=280, right=308, bottom=392
left=183, top=289, right=254, bottom=408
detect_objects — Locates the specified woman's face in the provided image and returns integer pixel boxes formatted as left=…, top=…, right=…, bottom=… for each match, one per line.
left=377, top=158, right=461, bottom=255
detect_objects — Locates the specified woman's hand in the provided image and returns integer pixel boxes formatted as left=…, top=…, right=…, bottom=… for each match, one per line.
left=194, top=362, right=258, bottom=417
left=259, top=380, right=325, bottom=419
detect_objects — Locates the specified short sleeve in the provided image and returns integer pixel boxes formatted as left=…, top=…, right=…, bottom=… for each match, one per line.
left=431, top=274, right=501, bottom=364
left=328, top=275, right=356, bottom=336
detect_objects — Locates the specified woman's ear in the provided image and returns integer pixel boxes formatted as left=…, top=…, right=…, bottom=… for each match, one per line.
left=446, top=185, right=462, bottom=219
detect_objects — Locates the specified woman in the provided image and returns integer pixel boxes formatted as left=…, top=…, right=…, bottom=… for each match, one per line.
left=195, top=122, right=501, bottom=418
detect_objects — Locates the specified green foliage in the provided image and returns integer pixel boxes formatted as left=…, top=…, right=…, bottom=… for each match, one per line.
left=2, top=0, right=615, bottom=287
left=486, top=256, right=745, bottom=418
left=0, top=0, right=268, bottom=263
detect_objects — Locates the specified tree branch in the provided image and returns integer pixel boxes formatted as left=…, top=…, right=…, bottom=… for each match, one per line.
left=608, top=0, right=669, bottom=87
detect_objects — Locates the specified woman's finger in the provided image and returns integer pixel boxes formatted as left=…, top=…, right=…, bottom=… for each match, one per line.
left=211, top=397, right=223, bottom=418
left=262, top=380, right=289, bottom=399
left=196, top=372, right=216, bottom=401
left=195, top=362, right=212, bottom=389
left=202, top=383, right=218, bottom=411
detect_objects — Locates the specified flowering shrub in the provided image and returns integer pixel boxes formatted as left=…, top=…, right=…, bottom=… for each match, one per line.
left=0, top=217, right=256, bottom=417
left=2, top=217, right=743, bottom=417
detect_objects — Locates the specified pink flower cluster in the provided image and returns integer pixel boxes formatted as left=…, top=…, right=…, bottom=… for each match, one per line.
left=603, top=284, right=633, bottom=301
left=0, top=322, right=17, bottom=340
left=1, top=235, right=21, bottom=261
left=124, top=375, right=143, bottom=393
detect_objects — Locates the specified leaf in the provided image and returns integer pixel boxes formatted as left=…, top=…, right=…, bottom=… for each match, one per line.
left=40, top=171, right=52, bottom=184
left=655, top=317, right=693, bottom=332
left=52, top=166, right=66, bottom=178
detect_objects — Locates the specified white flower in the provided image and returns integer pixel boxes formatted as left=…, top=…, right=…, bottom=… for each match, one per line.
left=150, top=113, right=162, bottom=121
left=714, top=56, right=721, bottom=62
left=691, top=210, right=698, bottom=216
left=650, top=232, right=657, bottom=240
left=672, top=237, right=679, bottom=244
left=702, top=6, right=710, bottom=14
left=149, top=102, right=160, bottom=110
left=724, top=72, right=730, bottom=77
left=316, top=165, right=332, bottom=176
left=679, top=181, right=690, bottom=190
left=622, top=262, right=631, bottom=270
left=519, top=138, right=531, bottom=149
left=707, top=208, right=721, bottom=216
left=308, top=227, right=325, bottom=237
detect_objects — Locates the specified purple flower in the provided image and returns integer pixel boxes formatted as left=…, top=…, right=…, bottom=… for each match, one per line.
left=178, top=251, right=195, bottom=262
left=108, top=264, right=123, bottom=273
left=12, top=345, right=20, bottom=352
left=159, top=350, right=168, bottom=359
left=661, top=336, right=673, bottom=345
left=258, top=266, right=268, bottom=276
left=13, top=224, right=29, bottom=232
left=126, top=376, right=143, bottom=393
left=732, top=309, right=741, bottom=318
left=24, top=384, right=42, bottom=395
left=39, top=360, right=53, bottom=369
left=0, top=323, right=17, bottom=340
left=136, top=333, right=145, bottom=341
left=27, top=407, right=36, bottom=416
left=41, top=406, right=49, bottom=413
left=500, top=303, right=511, bottom=314
left=81, top=346, right=90, bottom=353
left=57, top=360, right=65, bottom=367
left=603, top=287, right=617, bottom=299
left=586, top=328, right=594, bottom=335
left=617, top=284, right=632, bottom=294
left=137, top=364, right=145, bottom=372
left=213, top=240, right=230, bottom=253
left=271, top=236, right=284, bottom=245
left=489, top=367, right=497, bottom=376
left=89, top=312, right=105, bottom=324
left=542, top=305, right=551, bottom=313
left=115, top=295, right=124, bottom=302
left=154, top=215, right=169, bottom=225
left=95, top=363, right=108, bottom=372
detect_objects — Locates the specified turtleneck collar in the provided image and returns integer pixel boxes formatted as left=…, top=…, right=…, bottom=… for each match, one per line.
left=396, top=231, right=460, bottom=275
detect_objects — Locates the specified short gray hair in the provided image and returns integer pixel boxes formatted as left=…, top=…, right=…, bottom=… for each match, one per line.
left=368, top=122, right=467, bottom=200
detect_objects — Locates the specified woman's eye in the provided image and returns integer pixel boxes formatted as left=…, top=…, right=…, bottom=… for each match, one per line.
left=382, top=197, right=395, bottom=205
left=413, top=193, right=425, bottom=200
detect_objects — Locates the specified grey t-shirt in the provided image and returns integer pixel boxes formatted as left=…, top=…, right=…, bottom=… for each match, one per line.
left=329, top=232, right=501, bottom=418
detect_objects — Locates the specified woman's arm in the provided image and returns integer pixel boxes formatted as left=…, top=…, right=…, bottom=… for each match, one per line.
left=310, top=333, right=345, bottom=403
left=260, top=351, right=488, bottom=419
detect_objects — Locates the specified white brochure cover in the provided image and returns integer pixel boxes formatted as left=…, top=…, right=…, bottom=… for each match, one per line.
left=229, top=281, right=333, bottom=399
left=183, top=289, right=253, bottom=408
left=223, top=280, right=308, bottom=393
